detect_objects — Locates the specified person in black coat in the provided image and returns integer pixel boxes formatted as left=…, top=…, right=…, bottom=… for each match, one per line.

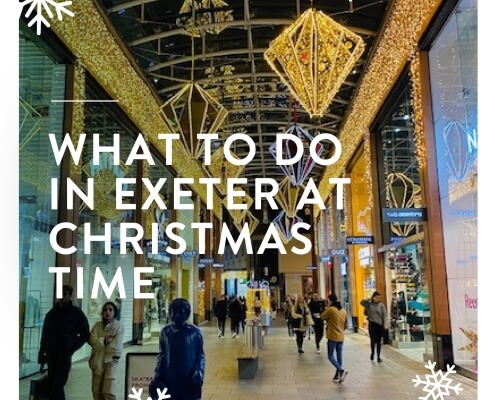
left=38, top=285, right=90, bottom=400
left=214, top=295, right=228, bottom=338
left=228, top=296, right=242, bottom=338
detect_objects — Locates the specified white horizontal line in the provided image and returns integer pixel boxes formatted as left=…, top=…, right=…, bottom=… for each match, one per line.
left=51, top=100, right=120, bottom=103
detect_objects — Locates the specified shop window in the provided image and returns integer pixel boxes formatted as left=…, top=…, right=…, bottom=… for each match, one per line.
left=428, top=0, right=477, bottom=374
left=374, top=81, right=423, bottom=244
left=19, top=30, right=66, bottom=378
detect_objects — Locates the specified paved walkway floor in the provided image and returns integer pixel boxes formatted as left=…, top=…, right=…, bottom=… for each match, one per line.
left=20, top=319, right=478, bottom=399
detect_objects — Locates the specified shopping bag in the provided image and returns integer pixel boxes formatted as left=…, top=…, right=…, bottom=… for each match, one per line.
left=29, top=373, right=49, bottom=400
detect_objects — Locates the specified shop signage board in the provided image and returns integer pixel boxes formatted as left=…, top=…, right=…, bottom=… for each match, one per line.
left=180, top=250, right=198, bottom=258
left=381, top=208, right=426, bottom=222
left=329, top=248, right=346, bottom=256
left=212, top=262, right=224, bottom=268
left=306, top=265, right=317, bottom=270
left=346, top=236, right=374, bottom=245
left=198, top=258, right=214, bottom=264
left=124, top=352, right=158, bottom=399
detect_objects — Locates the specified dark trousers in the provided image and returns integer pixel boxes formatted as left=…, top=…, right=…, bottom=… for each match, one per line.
left=230, top=317, right=239, bottom=334
left=47, top=356, right=71, bottom=400
left=313, top=318, right=324, bottom=349
left=295, top=331, right=305, bottom=350
left=369, top=321, right=384, bottom=357
left=217, top=318, right=226, bottom=336
left=286, top=318, right=293, bottom=337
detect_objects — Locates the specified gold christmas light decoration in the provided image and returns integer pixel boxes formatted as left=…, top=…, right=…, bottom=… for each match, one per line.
left=221, top=193, right=253, bottom=223
left=386, top=172, right=421, bottom=237
left=177, top=0, right=234, bottom=37
left=159, top=82, right=228, bottom=159
left=264, top=8, right=365, bottom=117
left=206, top=147, right=245, bottom=195
left=274, top=177, right=304, bottom=218
left=233, top=211, right=260, bottom=236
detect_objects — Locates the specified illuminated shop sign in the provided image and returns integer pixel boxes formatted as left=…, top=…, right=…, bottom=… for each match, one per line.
left=198, top=258, right=214, bottom=264
left=382, top=208, right=426, bottom=222
left=346, top=236, right=374, bottom=245
left=329, top=248, right=346, bottom=256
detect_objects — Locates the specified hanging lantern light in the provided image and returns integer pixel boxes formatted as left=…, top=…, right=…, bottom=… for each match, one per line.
left=160, top=82, right=228, bottom=159
left=222, top=193, right=253, bottom=223
left=206, top=147, right=245, bottom=195
left=274, top=177, right=304, bottom=218
left=233, top=211, right=260, bottom=236
left=269, top=124, right=323, bottom=186
left=264, top=8, right=365, bottom=117
left=177, top=0, right=234, bottom=37
left=272, top=210, right=303, bottom=243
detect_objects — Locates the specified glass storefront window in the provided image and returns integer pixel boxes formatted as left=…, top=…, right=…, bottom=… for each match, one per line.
left=75, top=88, right=139, bottom=359
left=428, top=0, right=477, bottom=374
left=384, top=241, right=432, bottom=361
left=143, top=153, right=174, bottom=339
left=375, top=82, right=423, bottom=244
left=19, top=30, right=66, bottom=378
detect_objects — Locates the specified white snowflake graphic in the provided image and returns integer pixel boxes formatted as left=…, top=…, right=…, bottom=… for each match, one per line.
left=128, top=386, right=171, bottom=400
left=412, top=360, right=463, bottom=400
left=19, top=0, right=74, bottom=36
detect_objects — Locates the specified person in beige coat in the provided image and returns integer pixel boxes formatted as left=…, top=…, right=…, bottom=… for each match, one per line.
left=321, top=294, right=348, bottom=384
left=88, top=302, right=124, bottom=400
left=291, top=296, right=313, bottom=354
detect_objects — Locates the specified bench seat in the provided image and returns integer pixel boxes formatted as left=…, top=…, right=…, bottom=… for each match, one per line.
left=236, top=346, right=259, bottom=379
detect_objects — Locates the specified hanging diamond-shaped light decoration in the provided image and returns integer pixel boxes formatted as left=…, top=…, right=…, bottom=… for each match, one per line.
left=222, top=194, right=254, bottom=223
left=264, top=8, right=365, bottom=117
left=273, top=210, right=303, bottom=244
left=269, top=124, right=323, bottom=186
left=274, top=177, right=304, bottom=218
left=233, top=211, right=260, bottom=236
left=386, top=172, right=421, bottom=237
left=206, top=147, right=245, bottom=195
left=160, top=82, right=228, bottom=159
left=177, top=0, right=234, bottom=37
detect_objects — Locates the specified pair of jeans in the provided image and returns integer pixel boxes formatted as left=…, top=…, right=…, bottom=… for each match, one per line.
left=327, top=340, right=343, bottom=371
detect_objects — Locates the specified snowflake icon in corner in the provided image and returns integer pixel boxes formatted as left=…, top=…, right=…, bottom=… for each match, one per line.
left=19, top=0, right=74, bottom=36
left=412, top=360, right=463, bottom=400
left=128, top=386, right=171, bottom=400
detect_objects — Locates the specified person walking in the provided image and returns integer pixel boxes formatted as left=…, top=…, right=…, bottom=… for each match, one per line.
left=88, top=301, right=124, bottom=400
left=308, top=292, right=325, bottom=354
left=361, top=291, right=388, bottom=362
left=321, top=293, right=348, bottom=383
left=284, top=296, right=294, bottom=338
left=38, top=284, right=90, bottom=400
left=291, top=296, right=312, bottom=354
left=150, top=298, right=205, bottom=400
left=214, top=295, right=228, bottom=338
left=228, top=295, right=242, bottom=338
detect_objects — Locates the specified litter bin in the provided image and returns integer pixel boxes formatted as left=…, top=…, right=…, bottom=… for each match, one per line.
left=245, top=319, right=263, bottom=349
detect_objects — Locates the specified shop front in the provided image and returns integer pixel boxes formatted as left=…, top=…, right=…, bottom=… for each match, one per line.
left=426, top=0, right=478, bottom=375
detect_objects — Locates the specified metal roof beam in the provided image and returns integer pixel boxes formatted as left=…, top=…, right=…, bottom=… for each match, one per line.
left=107, top=0, right=160, bottom=14
left=129, top=18, right=376, bottom=47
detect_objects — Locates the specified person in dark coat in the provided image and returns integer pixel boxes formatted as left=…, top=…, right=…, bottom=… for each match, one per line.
left=214, top=295, right=228, bottom=338
left=228, top=296, right=242, bottom=338
left=308, top=292, right=326, bottom=354
left=150, top=298, right=205, bottom=400
left=38, top=284, right=90, bottom=400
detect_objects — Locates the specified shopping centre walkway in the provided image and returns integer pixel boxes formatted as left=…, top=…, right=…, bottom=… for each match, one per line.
left=20, top=318, right=478, bottom=399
